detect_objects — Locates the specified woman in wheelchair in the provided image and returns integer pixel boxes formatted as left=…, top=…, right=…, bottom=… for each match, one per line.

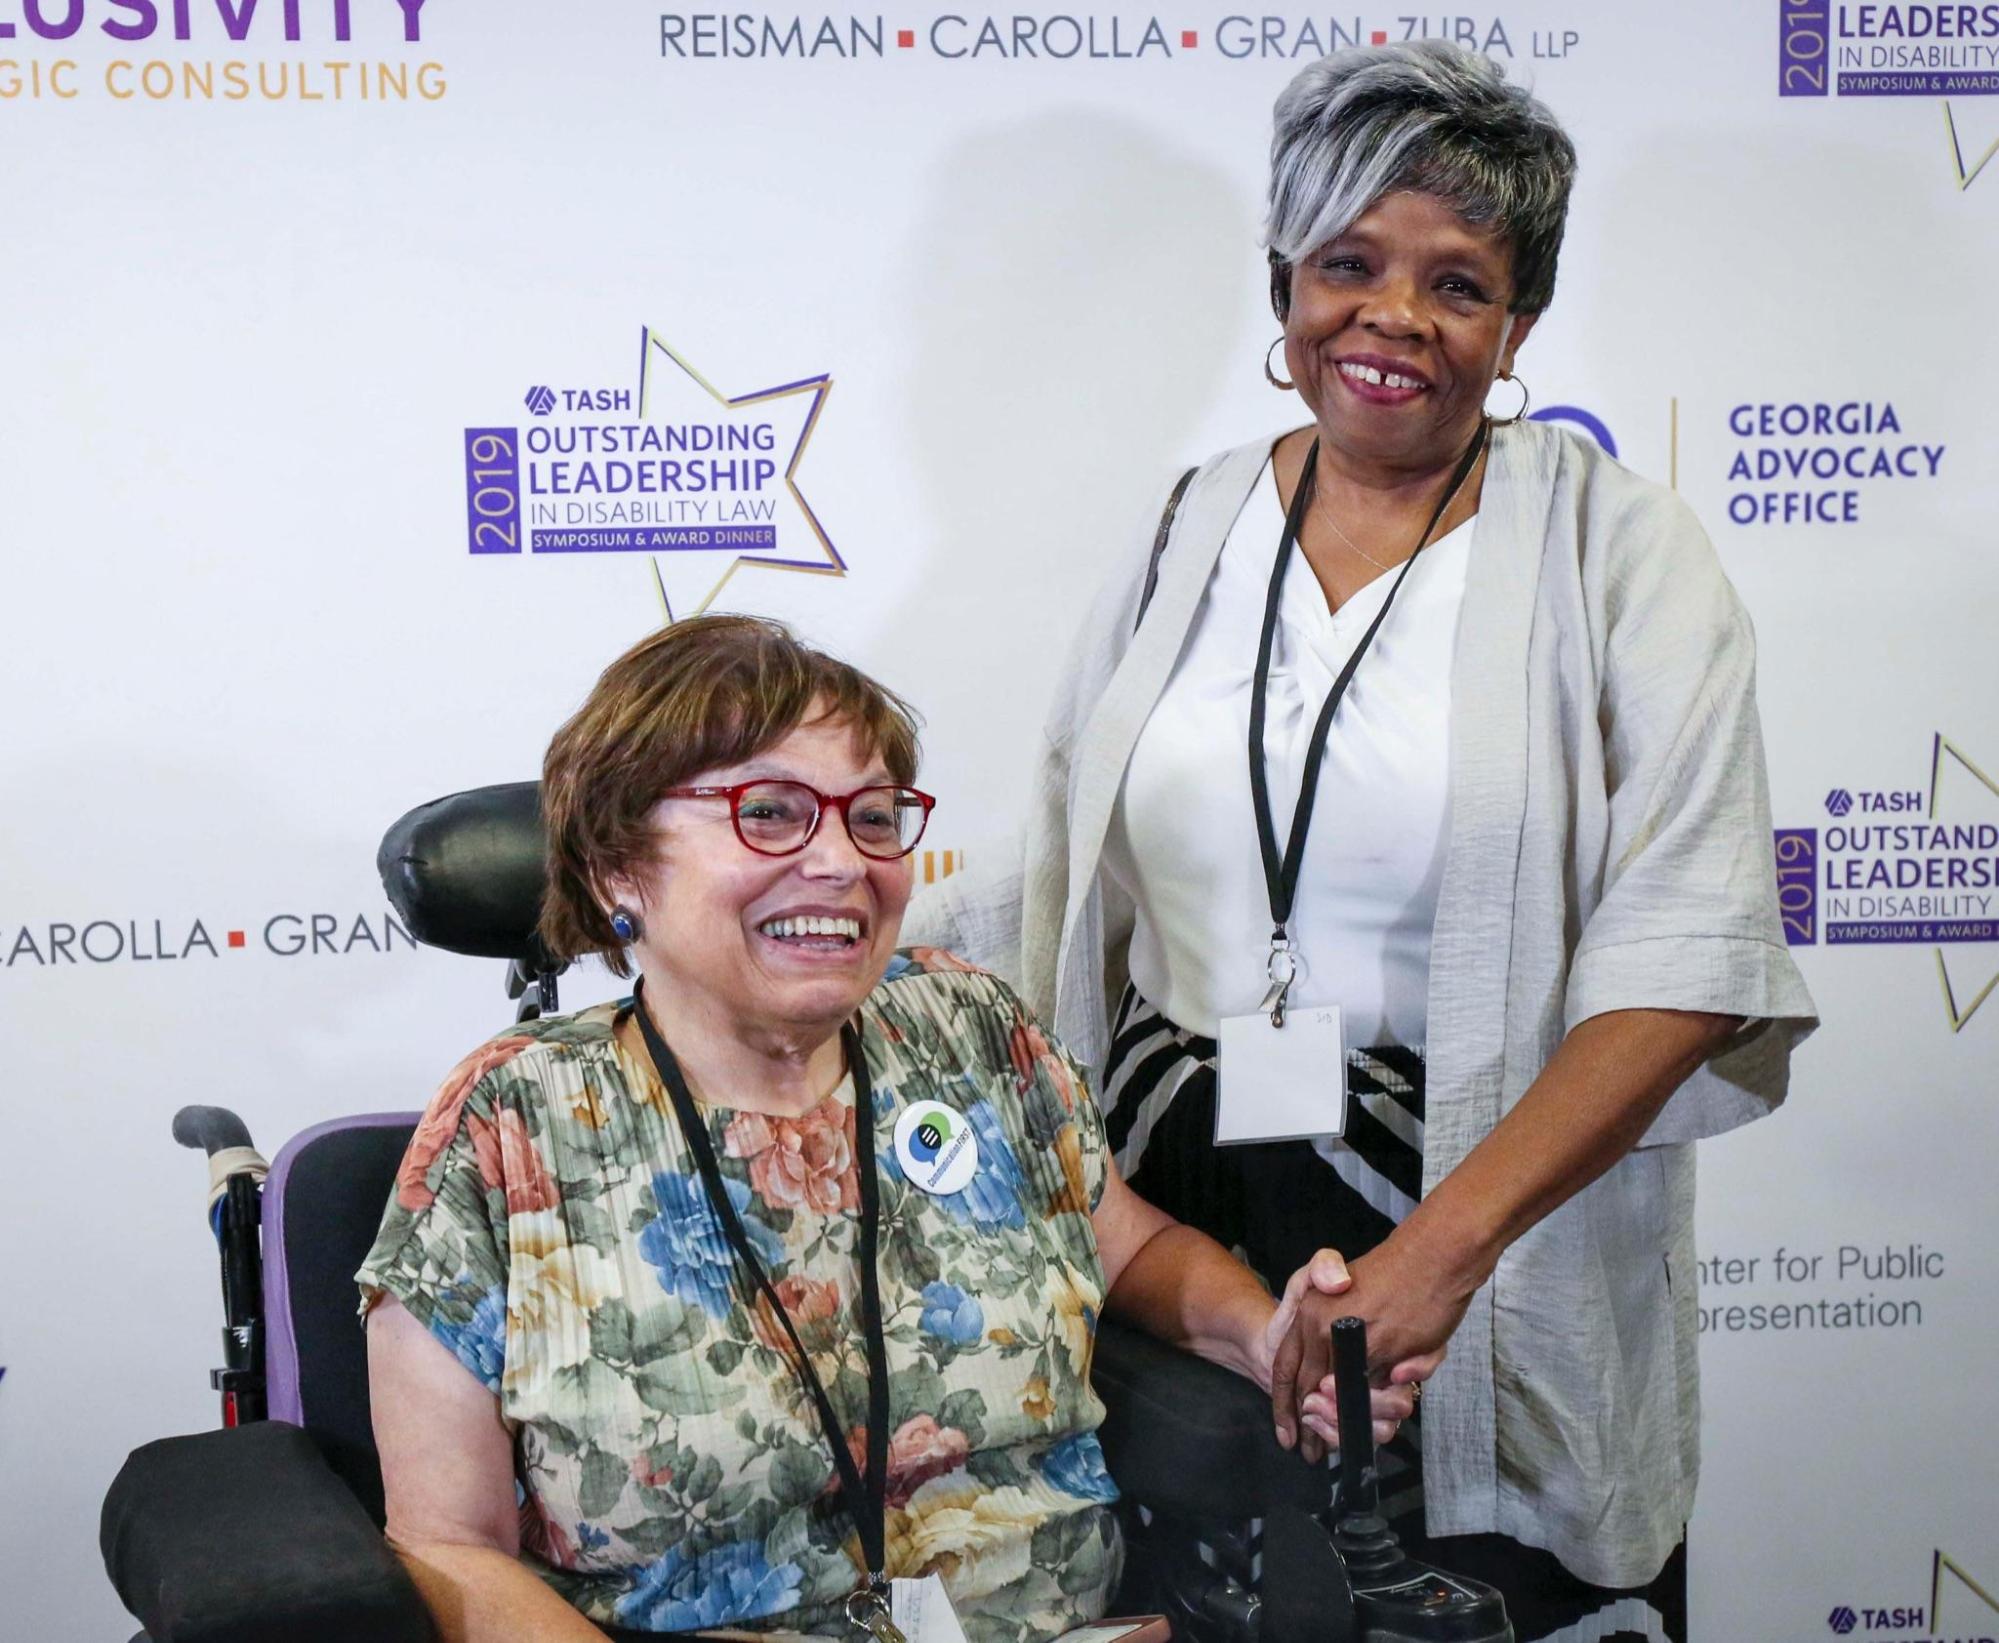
left=357, top=615, right=1413, bottom=1643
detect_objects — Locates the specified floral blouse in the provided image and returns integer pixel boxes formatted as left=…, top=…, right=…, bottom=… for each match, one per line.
left=356, top=951, right=1120, bottom=1642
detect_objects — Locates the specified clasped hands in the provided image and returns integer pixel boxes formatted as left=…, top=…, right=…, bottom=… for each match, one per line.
left=1260, top=1238, right=1473, bottom=1464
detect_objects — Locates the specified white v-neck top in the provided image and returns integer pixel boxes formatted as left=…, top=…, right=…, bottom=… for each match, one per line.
left=1102, top=457, right=1472, bottom=1047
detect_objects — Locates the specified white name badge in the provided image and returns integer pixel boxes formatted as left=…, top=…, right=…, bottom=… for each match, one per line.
left=1214, top=1003, right=1348, bottom=1145
left=891, top=1574, right=970, bottom=1643
left=893, top=1100, right=980, bottom=1195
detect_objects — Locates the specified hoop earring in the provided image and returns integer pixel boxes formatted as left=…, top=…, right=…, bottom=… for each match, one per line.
left=1264, top=337, right=1295, bottom=391
left=1488, top=370, right=1530, bottom=424
left=609, top=906, right=643, bottom=944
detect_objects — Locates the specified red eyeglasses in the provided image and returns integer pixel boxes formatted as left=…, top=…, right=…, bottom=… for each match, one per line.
left=658, top=780, right=937, bottom=860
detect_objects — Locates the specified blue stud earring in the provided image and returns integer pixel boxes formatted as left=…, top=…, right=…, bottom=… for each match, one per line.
left=609, top=907, right=642, bottom=943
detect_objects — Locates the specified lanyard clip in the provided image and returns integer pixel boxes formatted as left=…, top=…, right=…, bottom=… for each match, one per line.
left=1260, top=929, right=1297, bottom=1029
left=847, top=1586, right=909, bottom=1643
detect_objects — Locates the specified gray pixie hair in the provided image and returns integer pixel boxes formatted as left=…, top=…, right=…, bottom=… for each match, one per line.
left=1265, top=41, right=1577, bottom=314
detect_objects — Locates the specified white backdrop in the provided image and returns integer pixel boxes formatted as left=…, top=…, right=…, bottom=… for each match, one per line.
left=3, top=4, right=1996, bottom=1639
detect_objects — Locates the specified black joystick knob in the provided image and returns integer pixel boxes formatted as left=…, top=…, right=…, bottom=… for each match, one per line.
left=1328, top=1315, right=1513, bottom=1643
left=1262, top=1316, right=1515, bottom=1642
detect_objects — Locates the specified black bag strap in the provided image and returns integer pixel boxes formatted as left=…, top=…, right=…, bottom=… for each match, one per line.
left=1133, top=465, right=1197, bottom=634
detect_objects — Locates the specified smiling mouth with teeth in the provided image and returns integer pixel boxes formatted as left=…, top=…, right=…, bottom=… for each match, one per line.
left=1338, top=361, right=1429, bottom=391
left=757, top=915, right=863, bottom=947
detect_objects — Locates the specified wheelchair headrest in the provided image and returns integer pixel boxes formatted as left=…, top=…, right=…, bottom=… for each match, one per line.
left=377, top=781, right=555, bottom=966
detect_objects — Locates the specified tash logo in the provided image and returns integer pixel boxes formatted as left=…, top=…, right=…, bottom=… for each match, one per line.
left=1832, top=1610, right=1927, bottom=1636
left=463, top=325, right=842, bottom=618
left=1824, top=1546, right=1999, bottom=1639
left=1778, top=734, right=1999, bottom=1032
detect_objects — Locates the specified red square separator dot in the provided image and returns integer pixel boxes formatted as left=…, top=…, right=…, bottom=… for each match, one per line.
left=897, top=28, right=914, bottom=47
left=227, top=930, right=246, bottom=948
left=1181, top=29, right=1198, bottom=47
left=1371, top=30, right=1388, bottom=44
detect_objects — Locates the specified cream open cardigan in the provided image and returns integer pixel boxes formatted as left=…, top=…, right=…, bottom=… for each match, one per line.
left=905, top=417, right=1818, bottom=1585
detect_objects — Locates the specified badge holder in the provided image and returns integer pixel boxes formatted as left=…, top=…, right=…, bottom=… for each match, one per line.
left=1214, top=934, right=1348, bottom=1147
left=885, top=1572, right=972, bottom=1643
left=1261, top=1318, right=1514, bottom=1643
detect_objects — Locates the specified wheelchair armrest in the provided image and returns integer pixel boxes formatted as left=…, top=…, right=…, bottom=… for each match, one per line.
left=1092, top=1317, right=1331, bottom=1518
left=102, top=1421, right=433, bottom=1643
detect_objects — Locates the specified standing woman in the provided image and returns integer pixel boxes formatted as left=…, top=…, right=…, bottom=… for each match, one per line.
left=908, top=41, right=1817, bottom=1643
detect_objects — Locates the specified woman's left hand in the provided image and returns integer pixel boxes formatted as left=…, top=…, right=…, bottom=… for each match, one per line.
left=1263, top=1249, right=1425, bottom=1453
left=1261, top=1247, right=1356, bottom=1374
left=1269, top=1232, right=1463, bottom=1461
left=1330, top=1232, right=1474, bottom=1366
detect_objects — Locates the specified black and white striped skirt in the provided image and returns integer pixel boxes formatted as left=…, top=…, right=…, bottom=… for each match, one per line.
left=1099, top=985, right=1688, bottom=1643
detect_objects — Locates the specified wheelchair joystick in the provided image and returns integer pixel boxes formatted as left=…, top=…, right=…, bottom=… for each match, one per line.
left=1262, top=1317, right=1514, bottom=1643
left=1327, top=1318, right=1401, bottom=1585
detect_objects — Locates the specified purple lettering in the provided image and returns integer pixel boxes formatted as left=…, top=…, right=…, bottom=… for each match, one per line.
left=101, top=0, right=157, bottom=40
left=212, top=0, right=257, bottom=42
left=23, top=0, right=85, bottom=39
left=394, top=0, right=422, bottom=41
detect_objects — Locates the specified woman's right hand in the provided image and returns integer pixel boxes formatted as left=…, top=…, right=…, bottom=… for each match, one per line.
left=1296, top=1369, right=1421, bottom=1454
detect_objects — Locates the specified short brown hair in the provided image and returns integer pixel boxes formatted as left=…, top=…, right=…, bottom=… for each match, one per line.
left=539, top=614, right=921, bottom=976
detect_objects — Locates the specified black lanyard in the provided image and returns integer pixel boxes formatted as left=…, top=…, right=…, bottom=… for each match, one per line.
left=630, top=980, right=891, bottom=1597
left=1247, top=420, right=1489, bottom=1021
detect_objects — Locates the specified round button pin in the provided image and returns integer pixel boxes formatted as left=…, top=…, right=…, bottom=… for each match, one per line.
left=893, top=1100, right=979, bottom=1195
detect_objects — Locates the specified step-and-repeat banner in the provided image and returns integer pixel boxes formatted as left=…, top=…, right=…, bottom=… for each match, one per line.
left=3, top=5, right=1995, bottom=1639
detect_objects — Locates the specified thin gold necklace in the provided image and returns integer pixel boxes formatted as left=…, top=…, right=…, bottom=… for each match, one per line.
left=1312, top=449, right=1482, bottom=573
left=1311, top=488, right=1397, bottom=572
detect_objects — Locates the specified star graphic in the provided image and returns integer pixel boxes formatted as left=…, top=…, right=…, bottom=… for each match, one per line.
left=1928, top=732, right=1999, bottom=1032
left=1944, top=102, right=1999, bottom=191
left=632, top=326, right=843, bottom=619
left=1931, top=1548, right=1999, bottom=1632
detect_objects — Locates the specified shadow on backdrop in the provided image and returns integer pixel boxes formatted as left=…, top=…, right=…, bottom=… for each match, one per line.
left=885, top=109, right=1255, bottom=768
